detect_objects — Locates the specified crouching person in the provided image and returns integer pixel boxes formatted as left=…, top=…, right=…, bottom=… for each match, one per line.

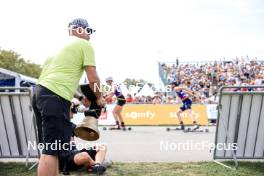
left=58, top=143, right=111, bottom=175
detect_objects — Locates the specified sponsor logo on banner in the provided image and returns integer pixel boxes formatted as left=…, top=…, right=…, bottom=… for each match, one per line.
left=125, top=111, right=155, bottom=119
left=169, top=111, right=199, bottom=119
left=122, top=104, right=208, bottom=125
left=97, top=104, right=209, bottom=125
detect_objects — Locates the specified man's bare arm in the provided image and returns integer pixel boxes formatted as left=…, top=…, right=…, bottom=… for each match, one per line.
left=175, top=87, right=195, bottom=96
left=84, top=66, right=102, bottom=99
left=183, top=88, right=195, bottom=95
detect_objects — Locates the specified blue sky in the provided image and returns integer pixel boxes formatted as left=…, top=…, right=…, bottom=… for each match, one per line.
left=0, top=0, right=263, bottom=84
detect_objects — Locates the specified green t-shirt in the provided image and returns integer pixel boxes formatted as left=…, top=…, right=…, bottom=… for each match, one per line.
left=38, top=36, right=95, bottom=101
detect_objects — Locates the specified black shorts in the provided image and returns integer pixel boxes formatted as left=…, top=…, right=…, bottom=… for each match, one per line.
left=59, top=148, right=97, bottom=171
left=117, top=95, right=126, bottom=106
left=32, top=85, right=74, bottom=156
left=180, top=98, right=192, bottom=111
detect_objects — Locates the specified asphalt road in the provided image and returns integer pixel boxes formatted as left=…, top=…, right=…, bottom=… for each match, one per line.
left=75, top=126, right=216, bottom=162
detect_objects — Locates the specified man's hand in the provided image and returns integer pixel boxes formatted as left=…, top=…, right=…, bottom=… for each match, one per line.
left=97, top=96, right=106, bottom=107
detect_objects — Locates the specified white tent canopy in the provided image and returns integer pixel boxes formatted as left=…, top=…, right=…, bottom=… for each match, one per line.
left=0, top=68, right=37, bottom=87
left=136, top=84, right=155, bottom=97
left=128, top=85, right=141, bottom=96
left=79, top=73, right=88, bottom=84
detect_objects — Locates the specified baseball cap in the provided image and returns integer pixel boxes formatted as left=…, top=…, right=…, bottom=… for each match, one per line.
left=68, top=18, right=96, bottom=34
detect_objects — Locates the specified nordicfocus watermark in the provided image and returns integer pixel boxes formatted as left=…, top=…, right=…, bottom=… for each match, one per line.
left=92, top=83, right=174, bottom=94
left=68, top=25, right=95, bottom=35
left=28, top=140, right=106, bottom=152
left=160, top=140, right=237, bottom=152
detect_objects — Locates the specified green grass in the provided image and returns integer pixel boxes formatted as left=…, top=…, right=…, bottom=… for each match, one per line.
left=0, top=161, right=264, bottom=176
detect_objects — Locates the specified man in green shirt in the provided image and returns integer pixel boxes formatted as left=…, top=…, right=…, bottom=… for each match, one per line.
left=32, top=18, right=103, bottom=176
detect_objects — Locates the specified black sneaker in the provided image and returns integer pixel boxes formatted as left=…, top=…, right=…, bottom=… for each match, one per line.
left=92, top=163, right=106, bottom=175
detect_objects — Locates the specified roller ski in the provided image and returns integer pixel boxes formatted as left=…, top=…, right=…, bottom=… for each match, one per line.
left=121, top=126, right=132, bottom=131
left=103, top=125, right=132, bottom=131
left=166, top=124, right=185, bottom=131
left=183, top=125, right=209, bottom=133
left=103, top=125, right=121, bottom=130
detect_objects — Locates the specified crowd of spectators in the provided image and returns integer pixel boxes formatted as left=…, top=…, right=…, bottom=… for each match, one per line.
left=124, top=92, right=218, bottom=104
left=161, top=58, right=264, bottom=103
left=108, top=58, right=264, bottom=105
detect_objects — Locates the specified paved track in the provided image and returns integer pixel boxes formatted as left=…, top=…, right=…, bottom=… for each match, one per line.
left=76, top=126, right=216, bottom=162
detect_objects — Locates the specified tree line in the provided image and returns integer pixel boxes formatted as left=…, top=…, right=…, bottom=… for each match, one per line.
left=0, top=48, right=152, bottom=87
left=0, top=48, right=42, bottom=78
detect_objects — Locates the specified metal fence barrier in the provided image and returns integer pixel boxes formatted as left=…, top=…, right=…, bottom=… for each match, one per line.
left=214, top=86, right=264, bottom=168
left=0, top=87, right=39, bottom=163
